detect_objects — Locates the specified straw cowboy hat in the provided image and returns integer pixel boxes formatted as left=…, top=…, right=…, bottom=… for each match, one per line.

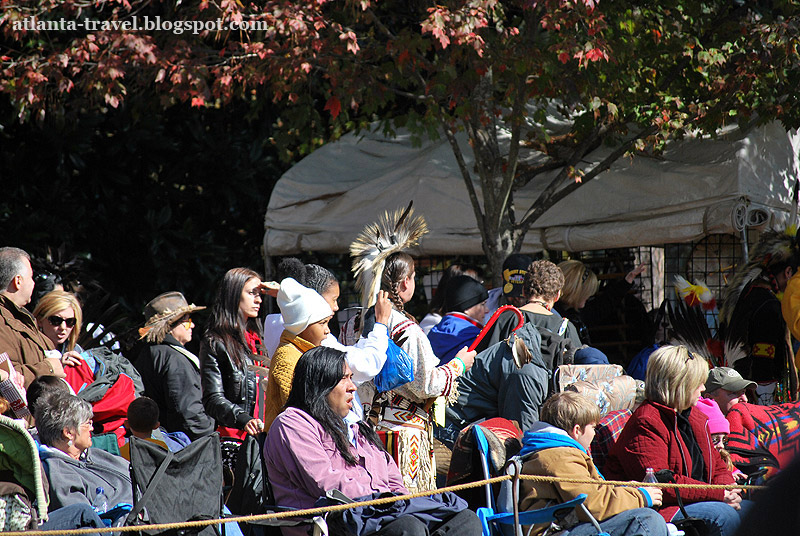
left=138, top=291, right=206, bottom=343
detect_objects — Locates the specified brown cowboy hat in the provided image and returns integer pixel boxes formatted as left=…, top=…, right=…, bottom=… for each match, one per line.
left=138, top=291, right=206, bottom=343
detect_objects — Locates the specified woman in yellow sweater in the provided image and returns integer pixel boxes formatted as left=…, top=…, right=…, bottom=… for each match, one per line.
left=263, top=278, right=333, bottom=431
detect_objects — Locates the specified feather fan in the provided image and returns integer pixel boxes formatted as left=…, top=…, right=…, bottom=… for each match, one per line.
left=674, top=275, right=717, bottom=311
left=667, top=292, right=720, bottom=368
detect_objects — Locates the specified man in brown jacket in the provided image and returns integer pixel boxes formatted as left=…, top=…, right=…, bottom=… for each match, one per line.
left=0, top=247, right=63, bottom=387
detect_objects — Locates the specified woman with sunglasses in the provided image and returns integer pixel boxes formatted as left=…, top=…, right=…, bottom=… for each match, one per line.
left=604, top=345, right=752, bottom=536
left=32, top=290, right=84, bottom=369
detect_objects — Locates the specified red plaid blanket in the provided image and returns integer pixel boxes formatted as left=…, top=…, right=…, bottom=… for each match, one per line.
left=591, top=409, right=632, bottom=474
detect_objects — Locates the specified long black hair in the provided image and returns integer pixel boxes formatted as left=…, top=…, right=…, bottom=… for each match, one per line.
left=206, top=267, right=261, bottom=368
left=286, top=346, right=383, bottom=465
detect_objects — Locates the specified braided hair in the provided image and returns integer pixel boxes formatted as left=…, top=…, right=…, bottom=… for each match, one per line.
left=380, top=252, right=414, bottom=313
left=305, top=264, right=338, bottom=296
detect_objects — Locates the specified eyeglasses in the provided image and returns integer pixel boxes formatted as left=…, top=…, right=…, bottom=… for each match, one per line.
left=171, top=317, right=193, bottom=330
left=711, top=435, right=728, bottom=448
left=47, top=315, right=76, bottom=328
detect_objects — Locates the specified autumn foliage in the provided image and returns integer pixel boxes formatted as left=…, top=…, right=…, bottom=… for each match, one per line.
left=2, top=0, right=799, bottom=278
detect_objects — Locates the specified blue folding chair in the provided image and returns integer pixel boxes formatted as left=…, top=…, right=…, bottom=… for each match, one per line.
left=472, top=424, right=610, bottom=536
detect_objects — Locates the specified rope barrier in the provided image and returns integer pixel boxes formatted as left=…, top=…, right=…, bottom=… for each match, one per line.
left=517, top=474, right=767, bottom=491
left=15, top=473, right=767, bottom=535
left=13, top=476, right=511, bottom=536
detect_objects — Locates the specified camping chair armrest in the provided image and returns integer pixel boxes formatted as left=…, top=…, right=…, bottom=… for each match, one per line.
left=230, top=507, right=328, bottom=531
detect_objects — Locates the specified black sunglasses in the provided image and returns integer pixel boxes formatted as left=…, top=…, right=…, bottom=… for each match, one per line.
left=683, top=348, right=701, bottom=364
left=47, top=315, right=76, bottom=328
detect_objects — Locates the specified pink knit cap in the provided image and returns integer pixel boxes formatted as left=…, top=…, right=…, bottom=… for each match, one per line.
left=696, top=398, right=730, bottom=435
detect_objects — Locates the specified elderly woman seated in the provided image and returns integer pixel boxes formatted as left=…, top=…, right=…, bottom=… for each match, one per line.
left=36, top=392, right=132, bottom=511
left=0, top=395, right=106, bottom=535
left=264, top=346, right=481, bottom=536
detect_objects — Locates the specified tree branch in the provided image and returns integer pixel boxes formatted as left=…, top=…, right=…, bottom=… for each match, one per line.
left=518, top=124, right=657, bottom=232
left=492, top=79, right=527, bottom=235
left=518, top=123, right=605, bottom=225
left=514, top=160, right=567, bottom=188
left=439, top=116, right=487, bottom=246
left=364, top=7, right=397, bottom=41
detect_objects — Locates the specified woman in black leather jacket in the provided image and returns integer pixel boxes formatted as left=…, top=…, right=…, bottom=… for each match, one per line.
left=200, top=267, right=267, bottom=438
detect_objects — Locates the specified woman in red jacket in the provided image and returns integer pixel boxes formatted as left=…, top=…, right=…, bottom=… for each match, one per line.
left=604, top=345, right=752, bottom=536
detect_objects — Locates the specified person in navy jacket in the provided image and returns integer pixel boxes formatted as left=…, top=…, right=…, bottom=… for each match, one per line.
left=428, top=275, right=488, bottom=366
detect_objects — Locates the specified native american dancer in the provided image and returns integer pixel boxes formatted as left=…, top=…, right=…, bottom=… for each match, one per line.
left=340, top=203, right=475, bottom=492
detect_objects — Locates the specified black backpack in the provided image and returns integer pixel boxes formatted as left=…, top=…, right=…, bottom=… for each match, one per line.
left=536, top=319, right=576, bottom=372
left=228, top=434, right=268, bottom=514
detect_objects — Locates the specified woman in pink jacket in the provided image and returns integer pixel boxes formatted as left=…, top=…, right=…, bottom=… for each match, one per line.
left=264, top=346, right=480, bottom=536
left=604, top=345, right=752, bottom=536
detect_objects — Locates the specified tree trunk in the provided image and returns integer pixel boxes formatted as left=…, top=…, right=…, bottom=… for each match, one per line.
left=445, top=72, right=529, bottom=286
left=483, top=224, right=519, bottom=287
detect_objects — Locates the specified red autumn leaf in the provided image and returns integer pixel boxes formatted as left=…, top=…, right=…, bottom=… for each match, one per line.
left=324, top=96, right=341, bottom=118
left=585, top=48, right=607, bottom=62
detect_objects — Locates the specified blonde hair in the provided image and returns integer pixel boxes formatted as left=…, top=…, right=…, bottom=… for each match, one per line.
left=540, top=391, right=600, bottom=431
left=718, top=447, right=735, bottom=472
left=32, top=290, right=83, bottom=352
left=558, top=260, right=599, bottom=309
left=645, top=345, right=709, bottom=411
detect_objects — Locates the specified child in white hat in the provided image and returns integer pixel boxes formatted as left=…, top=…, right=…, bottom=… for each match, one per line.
left=263, top=278, right=333, bottom=431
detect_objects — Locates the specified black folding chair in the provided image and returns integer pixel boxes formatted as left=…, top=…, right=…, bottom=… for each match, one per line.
left=227, top=433, right=327, bottom=536
left=125, top=433, right=223, bottom=536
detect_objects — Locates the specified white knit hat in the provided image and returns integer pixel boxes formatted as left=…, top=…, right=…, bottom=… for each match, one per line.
left=277, top=278, right=333, bottom=335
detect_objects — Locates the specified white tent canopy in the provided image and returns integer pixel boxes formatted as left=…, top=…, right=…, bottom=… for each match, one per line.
left=264, top=122, right=800, bottom=257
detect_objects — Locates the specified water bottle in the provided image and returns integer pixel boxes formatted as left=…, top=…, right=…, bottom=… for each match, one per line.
left=92, top=486, right=109, bottom=514
left=643, top=467, right=658, bottom=484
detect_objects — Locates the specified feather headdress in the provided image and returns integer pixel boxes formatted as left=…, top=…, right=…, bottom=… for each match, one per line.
left=668, top=276, right=721, bottom=367
left=719, top=226, right=800, bottom=327
left=674, top=275, right=717, bottom=311
left=350, top=202, right=428, bottom=310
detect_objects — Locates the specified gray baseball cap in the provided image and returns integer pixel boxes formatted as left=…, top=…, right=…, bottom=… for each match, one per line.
left=706, top=367, right=756, bottom=393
